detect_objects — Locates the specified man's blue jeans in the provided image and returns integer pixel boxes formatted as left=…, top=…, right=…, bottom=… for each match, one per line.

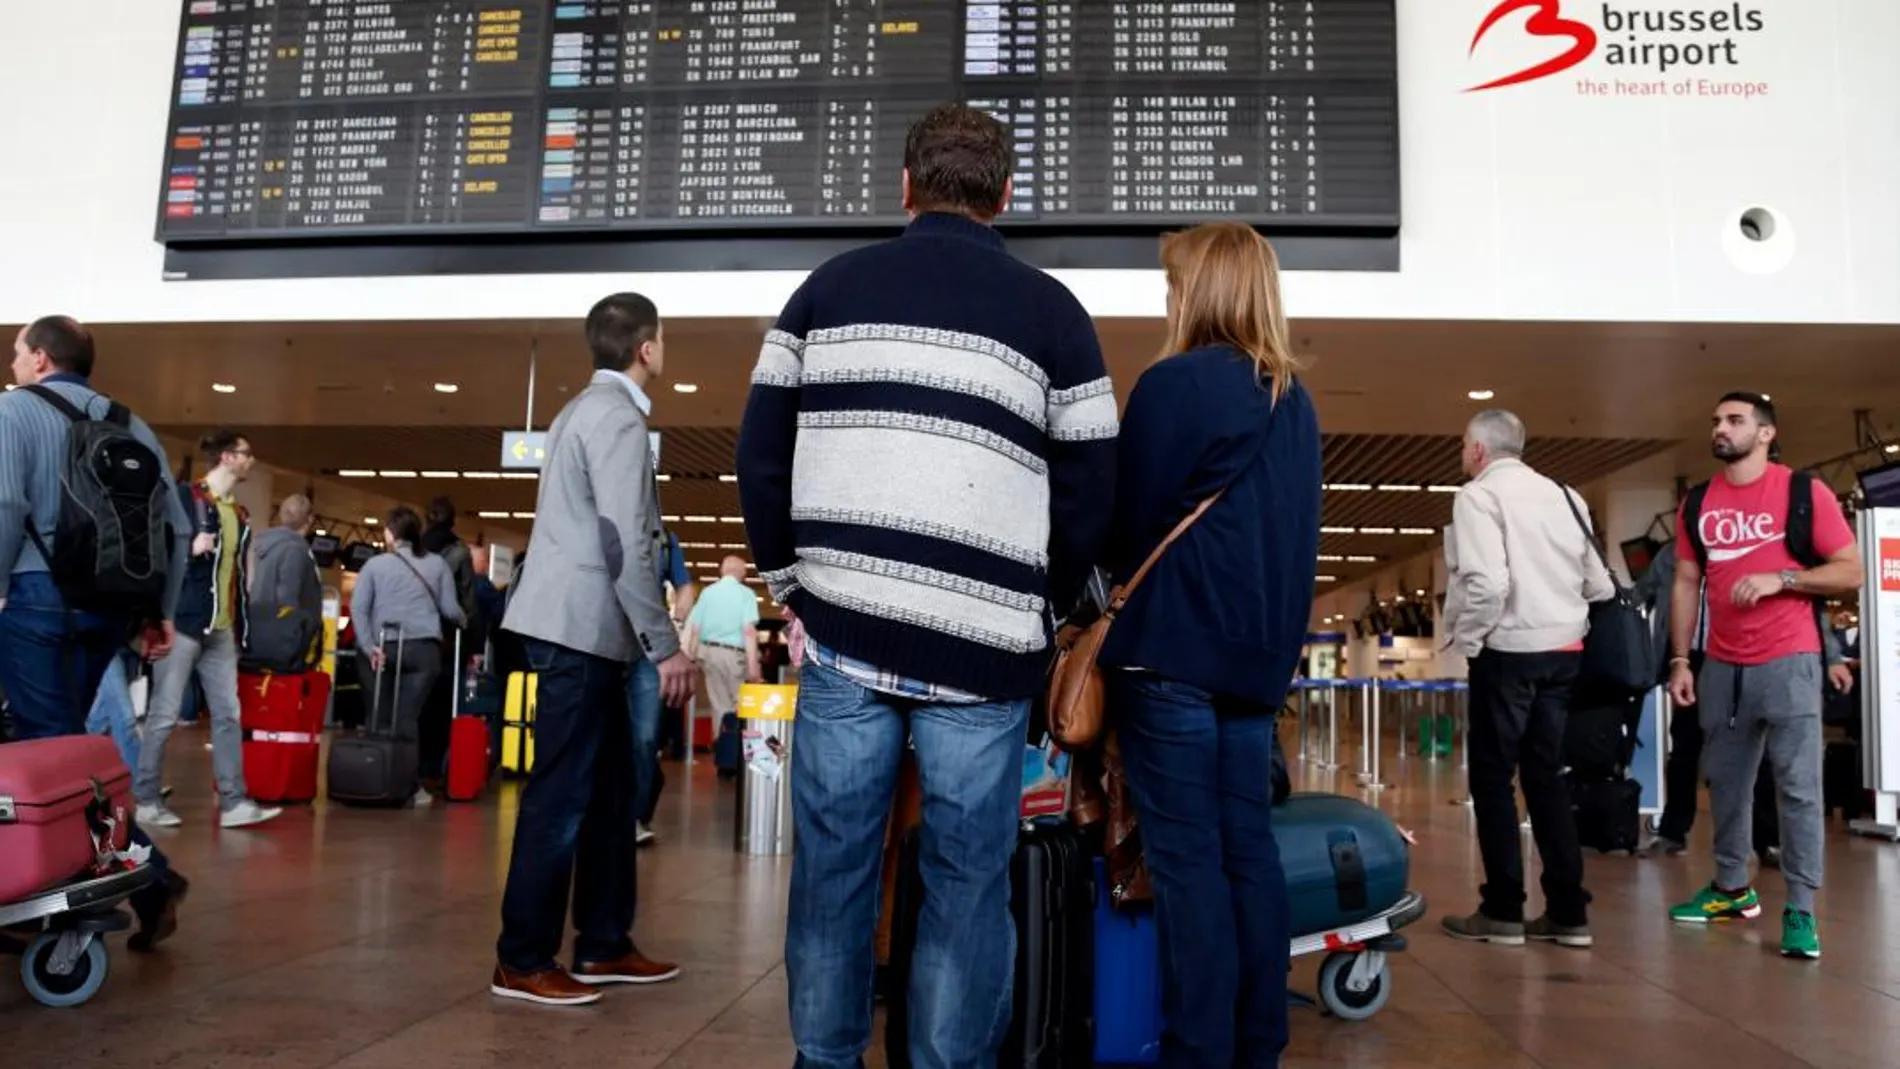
left=0, top=573, right=176, bottom=898
left=627, top=656, right=663, bottom=825
left=495, top=638, right=638, bottom=973
left=86, top=649, right=144, bottom=771
left=1110, top=671, right=1290, bottom=1069
left=785, top=660, right=1028, bottom=1069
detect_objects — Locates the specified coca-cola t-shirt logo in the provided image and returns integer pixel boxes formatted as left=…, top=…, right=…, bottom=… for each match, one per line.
left=1699, top=507, right=1786, bottom=563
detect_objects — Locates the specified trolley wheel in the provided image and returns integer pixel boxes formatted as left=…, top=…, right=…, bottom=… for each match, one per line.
left=20, top=932, right=109, bottom=1008
left=1317, top=950, right=1390, bottom=1021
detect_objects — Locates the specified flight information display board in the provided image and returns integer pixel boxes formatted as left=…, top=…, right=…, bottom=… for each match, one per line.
left=157, top=1, right=1399, bottom=241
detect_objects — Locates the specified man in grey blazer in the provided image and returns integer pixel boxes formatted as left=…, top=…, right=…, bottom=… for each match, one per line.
left=491, top=293, right=697, bottom=1007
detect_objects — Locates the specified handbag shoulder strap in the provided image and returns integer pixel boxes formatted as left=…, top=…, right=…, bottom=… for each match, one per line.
left=392, top=552, right=437, bottom=603
left=1551, top=477, right=1623, bottom=590
left=1107, top=493, right=1222, bottom=613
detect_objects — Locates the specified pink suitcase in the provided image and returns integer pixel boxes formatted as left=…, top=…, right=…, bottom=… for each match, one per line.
left=0, top=736, right=134, bottom=903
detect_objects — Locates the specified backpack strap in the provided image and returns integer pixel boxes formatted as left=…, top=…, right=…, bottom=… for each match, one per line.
left=1786, top=470, right=1822, bottom=568
left=1683, top=480, right=1712, bottom=571
left=21, top=384, right=88, bottom=423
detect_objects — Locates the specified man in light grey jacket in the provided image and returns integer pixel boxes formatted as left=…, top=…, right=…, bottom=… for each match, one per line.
left=1441, top=410, right=1614, bottom=950
left=491, top=293, right=696, bottom=1008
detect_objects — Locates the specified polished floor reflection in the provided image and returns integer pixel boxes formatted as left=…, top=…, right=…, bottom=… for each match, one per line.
left=6, top=719, right=1900, bottom=1068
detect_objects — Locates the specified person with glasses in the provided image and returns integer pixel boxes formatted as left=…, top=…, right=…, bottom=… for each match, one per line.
left=136, top=428, right=283, bottom=830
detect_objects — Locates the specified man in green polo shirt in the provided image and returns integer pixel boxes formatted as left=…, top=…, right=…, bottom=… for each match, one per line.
left=686, top=557, right=761, bottom=720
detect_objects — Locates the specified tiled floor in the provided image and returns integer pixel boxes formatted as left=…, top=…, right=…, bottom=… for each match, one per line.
left=7, top=720, right=1900, bottom=1068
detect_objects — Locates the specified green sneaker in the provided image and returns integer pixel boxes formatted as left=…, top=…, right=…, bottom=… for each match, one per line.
left=1780, top=909, right=1821, bottom=959
left=1669, top=884, right=1763, bottom=924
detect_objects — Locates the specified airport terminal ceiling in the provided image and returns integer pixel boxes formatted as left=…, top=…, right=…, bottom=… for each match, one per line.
left=76, top=316, right=1900, bottom=593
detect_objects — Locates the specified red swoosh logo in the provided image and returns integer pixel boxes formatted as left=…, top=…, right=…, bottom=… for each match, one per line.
left=1466, top=0, right=1599, bottom=92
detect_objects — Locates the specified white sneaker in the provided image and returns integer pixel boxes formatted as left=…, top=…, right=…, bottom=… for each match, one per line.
left=411, top=788, right=435, bottom=808
left=137, top=803, right=183, bottom=828
left=220, top=800, right=282, bottom=829
left=636, top=823, right=656, bottom=846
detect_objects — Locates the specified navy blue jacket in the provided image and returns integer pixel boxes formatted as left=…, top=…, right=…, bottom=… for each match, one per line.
left=1099, top=346, right=1322, bottom=706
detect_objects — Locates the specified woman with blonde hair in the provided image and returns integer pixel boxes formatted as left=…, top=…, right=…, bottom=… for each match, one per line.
left=1098, top=221, right=1323, bottom=1068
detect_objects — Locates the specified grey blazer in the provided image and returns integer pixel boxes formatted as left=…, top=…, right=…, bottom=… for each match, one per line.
left=501, top=379, right=677, bottom=665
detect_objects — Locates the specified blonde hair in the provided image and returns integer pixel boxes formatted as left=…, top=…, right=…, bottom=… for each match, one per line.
left=1159, top=222, right=1301, bottom=401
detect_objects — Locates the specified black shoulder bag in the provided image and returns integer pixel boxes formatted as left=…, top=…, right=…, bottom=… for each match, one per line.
left=1555, top=480, right=1656, bottom=695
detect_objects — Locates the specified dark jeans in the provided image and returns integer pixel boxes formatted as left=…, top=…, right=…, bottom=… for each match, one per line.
left=496, top=637, right=637, bottom=974
left=1467, top=649, right=1589, bottom=926
left=786, top=661, right=1028, bottom=1069
left=0, top=573, right=176, bottom=907
left=627, top=657, right=663, bottom=825
left=418, top=653, right=453, bottom=782
left=1112, top=672, right=1289, bottom=1069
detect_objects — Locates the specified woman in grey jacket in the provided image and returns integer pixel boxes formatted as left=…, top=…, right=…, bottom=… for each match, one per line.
left=351, top=506, right=467, bottom=806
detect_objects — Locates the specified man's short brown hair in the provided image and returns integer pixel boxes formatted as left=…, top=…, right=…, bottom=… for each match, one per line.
left=903, top=103, right=1014, bottom=219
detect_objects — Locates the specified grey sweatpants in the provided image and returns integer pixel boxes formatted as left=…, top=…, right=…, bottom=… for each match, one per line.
left=1699, top=654, right=1824, bottom=911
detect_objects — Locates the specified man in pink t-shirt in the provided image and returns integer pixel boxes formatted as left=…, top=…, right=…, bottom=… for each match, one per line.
left=1664, top=393, right=1862, bottom=959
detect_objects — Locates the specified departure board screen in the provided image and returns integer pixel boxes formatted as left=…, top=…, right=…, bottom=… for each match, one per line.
left=157, top=1, right=1399, bottom=241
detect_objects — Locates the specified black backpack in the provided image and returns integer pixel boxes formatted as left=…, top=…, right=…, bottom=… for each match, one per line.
left=23, top=386, right=171, bottom=618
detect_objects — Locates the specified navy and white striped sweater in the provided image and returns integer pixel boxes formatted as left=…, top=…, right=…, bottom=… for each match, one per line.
left=737, top=213, right=1118, bottom=699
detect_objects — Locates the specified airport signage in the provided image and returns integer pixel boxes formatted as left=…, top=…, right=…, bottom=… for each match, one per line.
left=501, top=431, right=547, bottom=470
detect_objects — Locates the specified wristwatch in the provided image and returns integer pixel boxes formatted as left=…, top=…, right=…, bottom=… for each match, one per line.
left=1779, top=568, right=1800, bottom=592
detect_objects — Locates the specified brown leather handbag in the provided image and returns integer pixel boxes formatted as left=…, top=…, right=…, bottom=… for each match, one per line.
left=1045, top=492, right=1224, bottom=751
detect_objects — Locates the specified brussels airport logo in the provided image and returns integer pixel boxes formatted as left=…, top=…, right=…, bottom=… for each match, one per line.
left=1881, top=539, right=1900, bottom=594
left=1466, top=0, right=1770, bottom=98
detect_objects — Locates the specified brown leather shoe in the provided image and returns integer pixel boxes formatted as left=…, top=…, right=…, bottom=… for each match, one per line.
left=490, top=964, right=603, bottom=1006
left=571, top=948, right=681, bottom=986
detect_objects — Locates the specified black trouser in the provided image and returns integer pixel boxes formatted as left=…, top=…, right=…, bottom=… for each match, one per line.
left=418, top=641, right=456, bottom=782
left=1656, top=651, right=1779, bottom=856
left=1467, top=649, right=1590, bottom=926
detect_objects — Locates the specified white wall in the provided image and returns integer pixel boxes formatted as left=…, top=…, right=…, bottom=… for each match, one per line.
left=1, top=0, right=1895, bottom=327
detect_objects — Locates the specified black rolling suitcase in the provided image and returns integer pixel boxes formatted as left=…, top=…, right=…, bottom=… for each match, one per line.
left=1566, top=690, right=1644, bottom=853
left=886, top=819, right=1094, bottom=1069
left=327, top=625, right=419, bottom=806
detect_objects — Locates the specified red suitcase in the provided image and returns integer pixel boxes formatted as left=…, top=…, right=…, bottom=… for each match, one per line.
left=446, top=716, right=490, bottom=802
left=0, top=736, right=134, bottom=903
left=239, top=671, right=331, bottom=804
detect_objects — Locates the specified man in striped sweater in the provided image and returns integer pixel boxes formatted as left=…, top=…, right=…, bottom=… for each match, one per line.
left=737, top=103, right=1117, bottom=1069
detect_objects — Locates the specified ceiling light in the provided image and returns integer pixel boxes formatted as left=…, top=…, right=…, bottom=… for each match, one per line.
left=477, top=511, right=510, bottom=519
left=379, top=470, right=418, bottom=479
left=1321, top=526, right=1356, bottom=535
left=1467, top=389, right=1495, bottom=401
left=338, top=469, right=376, bottom=478
left=1317, top=575, right=1338, bottom=583
left=1324, top=483, right=1371, bottom=492
left=684, top=515, right=715, bottom=523
left=1427, top=485, right=1462, bottom=493
left=420, top=471, right=459, bottom=479
left=673, top=382, right=700, bottom=394
left=364, top=517, right=380, bottom=525
left=719, top=474, right=738, bottom=483
left=512, top=512, right=536, bottom=520
left=1348, top=555, right=1378, bottom=563
left=681, top=542, right=715, bottom=550
left=433, top=382, right=459, bottom=394
left=1760, top=393, right=1772, bottom=400
left=1416, top=589, right=1428, bottom=596
left=1376, top=484, right=1420, bottom=493
left=656, top=474, right=671, bottom=482
left=1886, top=444, right=1899, bottom=455
left=1400, top=527, right=1437, bottom=536
left=719, top=516, right=745, bottom=524
left=1318, top=555, right=1344, bottom=563
left=315, top=529, right=328, bottom=537
left=1361, top=527, right=1396, bottom=535
left=3, top=384, right=14, bottom=391
left=662, top=515, right=682, bottom=523
left=212, top=383, right=237, bottom=394
left=500, top=472, right=538, bottom=480
left=463, top=471, right=502, bottom=479
left=719, top=543, right=748, bottom=550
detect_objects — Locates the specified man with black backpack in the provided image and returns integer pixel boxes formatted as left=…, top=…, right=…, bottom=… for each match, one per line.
left=1665, top=392, right=1861, bottom=959
left=0, top=314, right=193, bottom=949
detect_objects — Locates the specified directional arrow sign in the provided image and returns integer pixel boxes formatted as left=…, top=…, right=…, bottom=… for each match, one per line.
left=502, top=431, right=548, bottom=470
